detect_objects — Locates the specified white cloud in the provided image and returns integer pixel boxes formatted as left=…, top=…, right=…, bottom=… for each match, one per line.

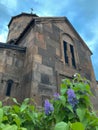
left=34, top=0, right=69, bottom=16
left=0, top=0, right=17, bottom=13
left=0, top=29, right=8, bottom=43
left=1, top=0, right=17, bottom=8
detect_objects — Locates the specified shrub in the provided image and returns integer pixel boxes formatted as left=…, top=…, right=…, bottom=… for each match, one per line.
left=0, top=74, right=98, bottom=130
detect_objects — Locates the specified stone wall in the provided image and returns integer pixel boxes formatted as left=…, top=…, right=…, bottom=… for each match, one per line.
left=18, top=25, right=37, bottom=101
left=32, top=20, right=96, bottom=105
left=7, top=15, right=33, bottom=42
left=4, top=16, right=97, bottom=107
left=0, top=48, right=25, bottom=102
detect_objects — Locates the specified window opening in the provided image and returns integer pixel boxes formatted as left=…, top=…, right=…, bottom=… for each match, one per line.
left=63, top=41, right=68, bottom=64
left=6, top=80, right=13, bottom=96
left=70, top=44, right=76, bottom=68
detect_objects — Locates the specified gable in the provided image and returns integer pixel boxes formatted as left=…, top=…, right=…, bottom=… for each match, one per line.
left=54, top=19, right=92, bottom=55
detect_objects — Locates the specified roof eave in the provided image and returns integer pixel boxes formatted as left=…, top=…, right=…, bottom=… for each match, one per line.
left=8, top=12, right=38, bottom=28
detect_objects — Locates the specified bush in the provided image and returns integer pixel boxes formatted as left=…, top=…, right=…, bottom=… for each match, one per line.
left=0, top=74, right=98, bottom=130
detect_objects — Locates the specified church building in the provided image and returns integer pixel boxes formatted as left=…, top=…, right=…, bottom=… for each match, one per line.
left=0, top=13, right=97, bottom=108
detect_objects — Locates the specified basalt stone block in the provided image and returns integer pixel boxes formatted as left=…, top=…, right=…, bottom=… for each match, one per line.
left=52, top=24, right=60, bottom=42
left=56, top=48, right=60, bottom=57
left=23, top=71, right=32, bottom=83
left=38, top=48, right=55, bottom=67
left=36, top=24, right=43, bottom=33
left=32, top=71, right=41, bottom=82
left=46, top=44, right=56, bottom=55
left=38, top=45, right=56, bottom=58
left=35, top=32, right=46, bottom=49
left=43, top=29, right=54, bottom=41
left=38, top=83, right=53, bottom=95
left=7, top=56, right=13, bottom=65
left=43, top=23, right=53, bottom=33
left=0, top=65, right=4, bottom=73
left=31, top=81, right=38, bottom=95
left=45, top=36, right=59, bottom=48
left=42, top=56, right=55, bottom=68
left=33, top=54, right=42, bottom=64
left=41, top=73, right=50, bottom=84
left=37, top=64, right=53, bottom=75
left=15, top=58, right=23, bottom=68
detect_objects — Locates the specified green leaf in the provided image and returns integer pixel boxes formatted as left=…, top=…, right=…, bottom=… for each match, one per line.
left=3, top=116, right=8, bottom=122
left=20, top=128, right=27, bottom=130
left=76, top=108, right=86, bottom=122
left=0, top=123, right=5, bottom=129
left=12, top=98, right=20, bottom=105
left=13, top=105, right=20, bottom=113
left=20, top=104, right=27, bottom=112
left=60, top=84, right=67, bottom=95
left=0, top=101, right=2, bottom=107
left=66, top=104, right=73, bottom=113
left=2, top=124, right=17, bottom=130
left=54, top=122, right=68, bottom=130
left=54, top=112, right=65, bottom=123
left=71, top=122, right=85, bottom=130
left=0, top=108, right=3, bottom=123
left=13, top=116, right=21, bottom=127
left=20, top=98, right=30, bottom=112
left=60, top=96, right=66, bottom=106
left=23, top=98, right=30, bottom=104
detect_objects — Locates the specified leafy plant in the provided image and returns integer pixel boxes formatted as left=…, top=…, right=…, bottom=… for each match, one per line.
left=0, top=73, right=98, bottom=130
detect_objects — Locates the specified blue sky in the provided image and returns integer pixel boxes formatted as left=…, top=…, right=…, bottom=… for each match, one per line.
left=0, top=0, right=98, bottom=80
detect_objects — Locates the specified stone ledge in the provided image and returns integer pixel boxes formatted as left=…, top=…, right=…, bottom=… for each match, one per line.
left=0, top=42, right=26, bottom=53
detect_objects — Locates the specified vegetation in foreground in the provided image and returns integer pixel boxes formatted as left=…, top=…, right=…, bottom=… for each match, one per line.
left=0, top=74, right=98, bottom=130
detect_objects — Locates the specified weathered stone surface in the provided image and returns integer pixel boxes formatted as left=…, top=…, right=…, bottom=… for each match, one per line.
left=7, top=15, right=33, bottom=42
left=56, top=48, right=60, bottom=57
left=35, top=32, right=46, bottom=49
left=43, top=23, right=53, bottom=33
left=23, top=71, right=32, bottom=83
left=32, top=71, right=41, bottom=82
left=38, top=83, right=53, bottom=95
left=38, top=45, right=56, bottom=67
left=31, top=81, right=39, bottom=95
left=7, top=57, right=13, bottom=65
left=33, top=54, right=42, bottom=63
left=52, top=23, right=60, bottom=42
left=0, top=13, right=97, bottom=108
left=41, top=73, right=50, bottom=84
left=0, top=65, right=4, bottom=73
left=38, top=64, right=53, bottom=75
left=36, top=24, right=43, bottom=33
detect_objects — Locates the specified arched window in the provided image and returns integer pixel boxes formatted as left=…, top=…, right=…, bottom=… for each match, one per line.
left=6, top=80, right=13, bottom=96
left=61, top=33, right=76, bottom=68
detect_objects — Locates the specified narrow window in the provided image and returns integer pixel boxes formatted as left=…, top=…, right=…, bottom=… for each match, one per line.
left=6, top=80, right=13, bottom=96
left=63, top=41, right=68, bottom=64
left=70, top=45, right=76, bottom=68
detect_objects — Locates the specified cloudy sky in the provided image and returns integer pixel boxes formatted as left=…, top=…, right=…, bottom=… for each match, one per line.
left=0, top=0, right=98, bottom=79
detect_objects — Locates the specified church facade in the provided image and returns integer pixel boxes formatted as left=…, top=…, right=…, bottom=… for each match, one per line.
left=0, top=13, right=97, bottom=107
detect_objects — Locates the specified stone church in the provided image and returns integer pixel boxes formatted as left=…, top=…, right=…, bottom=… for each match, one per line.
left=0, top=13, right=97, bottom=107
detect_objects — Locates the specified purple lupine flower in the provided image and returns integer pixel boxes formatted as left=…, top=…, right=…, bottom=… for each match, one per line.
left=67, top=89, right=76, bottom=98
left=67, top=89, right=78, bottom=108
left=44, top=99, right=54, bottom=115
left=53, top=92, right=60, bottom=100
left=68, top=97, right=78, bottom=107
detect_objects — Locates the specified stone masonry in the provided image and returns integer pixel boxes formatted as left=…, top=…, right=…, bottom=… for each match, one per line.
left=0, top=13, right=97, bottom=108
